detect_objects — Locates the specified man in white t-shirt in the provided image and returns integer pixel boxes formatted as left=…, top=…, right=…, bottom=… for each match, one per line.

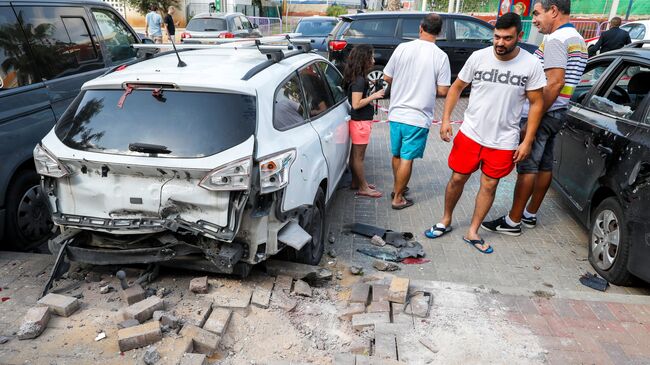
left=424, top=13, right=546, bottom=254
left=383, top=13, right=451, bottom=210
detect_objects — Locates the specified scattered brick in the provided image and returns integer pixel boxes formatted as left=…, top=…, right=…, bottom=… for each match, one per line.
left=374, top=333, right=397, bottom=359
left=153, top=311, right=180, bottom=329
left=350, top=337, right=371, bottom=355
left=338, top=303, right=366, bottom=321
left=367, top=301, right=390, bottom=313
left=251, top=288, right=272, bottom=309
left=203, top=307, right=232, bottom=336
left=404, top=292, right=429, bottom=317
left=122, top=296, right=164, bottom=323
left=17, top=306, right=50, bottom=340
left=292, top=280, right=312, bottom=297
left=387, top=277, right=409, bottom=304
left=117, top=319, right=140, bottom=329
left=179, top=353, right=207, bottom=365
left=37, top=293, right=80, bottom=317
left=275, top=275, right=293, bottom=292
left=372, top=284, right=389, bottom=302
left=351, top=312, right=390, bottom=331
left=349, top=283, right=370, bottom=304
left=190, top=277, right=209, bottom=294
left=120, top=285, right=146, bottom=306
left=117, top=321, right=162, bottom=352
left=180, top=324, right=220, bottom=355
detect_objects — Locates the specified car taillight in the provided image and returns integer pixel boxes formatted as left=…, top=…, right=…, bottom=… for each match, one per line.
left=329, top=40, right=347, bottom=51
left=218, top=32, right=235, bottom=39
left=181, top=32, right=191, bottom=39
left=199, top=157, right=252, bottom=191
left=258, top=150, right=296, bottom=194
left=34, top=144, right=69, bottom=178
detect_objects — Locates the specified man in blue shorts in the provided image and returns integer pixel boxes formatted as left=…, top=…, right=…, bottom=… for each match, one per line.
left=383, top=13, right=451, bottom=210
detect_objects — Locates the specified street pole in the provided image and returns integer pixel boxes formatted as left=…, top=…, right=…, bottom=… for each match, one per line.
left=448, top=0, right=455, bottom=13
left=608, top=0, right=620, bottom=20
left=625, top=0, right=633, bottom=20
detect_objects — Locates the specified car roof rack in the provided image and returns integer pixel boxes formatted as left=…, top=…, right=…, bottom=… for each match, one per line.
left=129, top=34, right=315, bottom=80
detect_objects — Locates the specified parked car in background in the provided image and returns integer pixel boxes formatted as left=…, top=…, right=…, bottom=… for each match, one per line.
left=587, top=20, right=650, bottom=54
left=181, top=12, right=262, bottom=42
left=293, top=16, right=338, bottom=56
left=552, top=44, right=650, bottom=285
left=327, top=11, right=538, bottom=92
left=0, top=0, right=145, bottom=251
left=37, top=39, right=350, bottom=275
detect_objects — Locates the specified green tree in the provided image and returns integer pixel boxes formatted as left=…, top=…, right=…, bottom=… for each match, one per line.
left=125, top=0, right=180, bottom=15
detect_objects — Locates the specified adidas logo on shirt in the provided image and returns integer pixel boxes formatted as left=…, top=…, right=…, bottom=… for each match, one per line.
left=473, top=69, right=529, bottom=86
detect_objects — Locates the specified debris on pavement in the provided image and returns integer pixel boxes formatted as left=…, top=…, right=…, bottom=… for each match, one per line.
left=328, top=248, right=338, bottom=258
left=397, top=241, right=426, bottom=260
left=99, top=285, right=113, bottom=294
left=119, top=282, right=146, bottom=305
left=404, top=292, right=432, bottom=318
left=388, top=277, right=409, bottom=304
left=349, top=283, right=370, bottom=304
left=419, top=338, right=439, bottom=353
left=265, top=260, right=333, bottom=285
left=370, top=235, right=387, bottom=247
left=179, top=353, right=207, bottom=365
left=117, top=319, right=140, bottom=329
left=117, top=321, right=163, bottom=352
left=37, top=293, right=80, bottom=317
left=357, top=247, right=400, bottom=262
left=579, top=272, right=609, bottom=292
left=0, top=336, right=10, bottom=344
left=293, top=279, right=313, bottom=297
left=328, top=233, right=336, bottom=243
left=94, top=332, right=106, bottom=342
left=17, top=306, right=50, bottom=340
left=348, top=223, right=386, bottom=238
left=373, top=260, right=400, bottom=272
left=143, top=346, right=161, bottom=365
left=350, top=266, right=363, bottom=275
left=189, top=276, right=209, bottom=294
left=120, top=295, right=164, bottom=323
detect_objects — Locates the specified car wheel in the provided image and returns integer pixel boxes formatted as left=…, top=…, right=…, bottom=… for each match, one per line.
left=3, top=169, right=53, bottom=251
left=295, top=187, right=326, bottom=265
left=367, top=66, right=387, bottom=94
left=588, top=197, right=634, bottom=286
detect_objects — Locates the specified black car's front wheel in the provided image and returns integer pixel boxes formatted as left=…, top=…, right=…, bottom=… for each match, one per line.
left=589, top=197, right=633, bottom=286
left=367, top=66, right=388, bottom=94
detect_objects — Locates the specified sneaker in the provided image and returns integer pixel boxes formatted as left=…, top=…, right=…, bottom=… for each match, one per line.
left=481, top=216, right=522, bottom=236
left=521, top=215, right=537, bottom=229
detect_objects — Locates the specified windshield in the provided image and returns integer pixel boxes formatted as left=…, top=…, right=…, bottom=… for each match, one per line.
left=187, top=18, right=227, bottom=32
left=296, top=19, right=338, bottom=36
left=55, top=89, right=256, bottom=158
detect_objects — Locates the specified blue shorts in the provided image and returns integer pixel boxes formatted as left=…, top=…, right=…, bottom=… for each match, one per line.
left=389, top=121, right=429, bottom=160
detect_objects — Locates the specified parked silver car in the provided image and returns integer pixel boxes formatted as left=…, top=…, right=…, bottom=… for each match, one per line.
left=180, top=12, right=262, bottom=43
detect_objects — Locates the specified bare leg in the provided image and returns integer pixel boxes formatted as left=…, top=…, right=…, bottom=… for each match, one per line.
left=391, top=156, right=400, bottom=184
left=526, top=171, right=553, bottom=214
left=467, top=173, right=499, bottom=251
left=349, top=144, right=379, bottom=195
left=392, top=158, right=413, bottom=205
left=439, top=172, right=471, bottom=227
left=508, top=173, right=536, bottom=223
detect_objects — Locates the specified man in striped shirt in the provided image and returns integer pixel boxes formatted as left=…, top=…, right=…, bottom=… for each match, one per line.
left=482, top=0, right=587, bottom=236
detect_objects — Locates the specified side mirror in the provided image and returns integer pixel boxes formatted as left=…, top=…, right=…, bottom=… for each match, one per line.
left=141, top=37, right=155, bottom=44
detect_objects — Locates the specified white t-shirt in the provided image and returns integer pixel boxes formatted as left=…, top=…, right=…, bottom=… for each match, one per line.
left=458, top=47, right=546, bottom=150
left=384, top=39, right=451, bottom=129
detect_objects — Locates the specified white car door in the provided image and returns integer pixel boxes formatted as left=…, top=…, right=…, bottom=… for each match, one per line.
left=299, top=62, right=350, bottom=199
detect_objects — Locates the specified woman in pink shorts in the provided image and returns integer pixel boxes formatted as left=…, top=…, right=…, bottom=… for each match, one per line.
left=344, top=45, right=385, bottom=198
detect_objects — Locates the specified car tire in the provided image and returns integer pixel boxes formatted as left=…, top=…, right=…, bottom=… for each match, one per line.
left=367, top=66, right=387, bottom=94
left=3, top=169, right=53, bottom=251
left=294, top=187, right=326, bottom=266
left=588, top=197, right=634, bottom=286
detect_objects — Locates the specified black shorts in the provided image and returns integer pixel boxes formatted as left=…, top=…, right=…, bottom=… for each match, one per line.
left=517, top=110, right=566, bottom=174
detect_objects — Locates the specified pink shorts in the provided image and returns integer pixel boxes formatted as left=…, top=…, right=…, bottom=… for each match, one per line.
left=349, top=120, right=372, bottom=145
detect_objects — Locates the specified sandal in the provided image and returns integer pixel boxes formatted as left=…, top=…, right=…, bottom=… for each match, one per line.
left=355, top=189, right=382, bottom=198
left=391, top=198, right=414, bottom=210
left=424, top=223, right=452, bottom=239
left=463, top=237, right=493, bottom=254
left=390, top=186, right=410, bottom=199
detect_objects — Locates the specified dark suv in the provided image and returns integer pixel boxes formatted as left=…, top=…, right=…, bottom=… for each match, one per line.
left=0, top=0, right=144, bottom=251
left=327, top=11, right=537, bottom=91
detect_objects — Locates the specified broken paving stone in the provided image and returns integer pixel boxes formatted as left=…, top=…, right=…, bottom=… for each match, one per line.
left=337, top=303, right=366, bottom=321
left=387, top=277, right=409, bottom=304
left=292, top=280, right=312, bottom=297
left=120, top=284, right=146, bottom=305
left=274, top=275, right=293, bottom=293
left=203, top=308, right=232, bottom=336
left=349, top=266, right=363, bottom=275
left=153, top=311, right=180, bottom=329
left=371, top=235, right=386, bottom=247
left=175, top=300, right=213, bottom=328
left=37, top=293, right=80, bottom=317
left=349, top=338, right=370, bottom=355
left=419, top=338, right=439, bottom=353
left=372, top=284, right=389, bottom=302
left=117, top=321, right=162, bottom=352
left=118, top=319, right=140, bottom=329
left=348, top=283, right=370, bottom=304
left=271, top=291, right=297, bottom=312
left=190, top=277, right=209, bottom=294
left=374, top=333, right=397, bottom=359
left=156, top=288, right=169, bottom=298
left=404, top=293, right=430, bottom=318
left=373, top=260, right=399, bottom=272
left=265, top=260, right=333, bottom=285
left=122, top=296, right=164, bottom=323
left=17, top=306, right=50, bottom=340
left=143, top=346, right=161, bottom=365
left=351, top=312, right=390, bottom=331
left=367, top=301, right=390, bottom=313
left=179, top=353, right=207, bottom=365
left=251, top=288, right=272, bottom=309
left=179, top=324, right=220, bottom=355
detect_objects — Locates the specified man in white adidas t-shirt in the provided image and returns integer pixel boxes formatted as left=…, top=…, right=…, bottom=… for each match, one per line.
left=424, top=13, right=546, bottom=254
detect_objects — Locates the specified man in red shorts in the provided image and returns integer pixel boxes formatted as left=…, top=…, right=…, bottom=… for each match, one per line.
left=424, top=13, right=546, bottom=254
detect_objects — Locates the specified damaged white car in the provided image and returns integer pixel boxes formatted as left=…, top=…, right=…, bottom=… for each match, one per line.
left=35, top=40, right=350, bottom=276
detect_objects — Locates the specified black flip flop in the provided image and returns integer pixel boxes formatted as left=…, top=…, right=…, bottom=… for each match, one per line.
left=391, top=198, right=414, bottom=210
left=390, top=186, right=410, bottom=199
left=463, top=237, right=493, bottom=254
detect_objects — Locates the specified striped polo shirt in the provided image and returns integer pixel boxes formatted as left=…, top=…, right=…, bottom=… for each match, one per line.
left=523, top=24, right=587, bottom=115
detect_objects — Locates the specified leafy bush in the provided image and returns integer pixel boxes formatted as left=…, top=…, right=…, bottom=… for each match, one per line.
left=326, top=5, right=348, bottom=17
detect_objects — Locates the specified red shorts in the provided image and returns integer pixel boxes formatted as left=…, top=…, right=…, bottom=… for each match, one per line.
left=448, top=131, right=515, bottom=179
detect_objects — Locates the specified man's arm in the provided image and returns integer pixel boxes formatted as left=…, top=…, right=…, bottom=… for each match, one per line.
left=592, top=35, right=603, bottom=53
left=542, top=68, right=565, bottom=112
left=437, top=85, right=450, bottom=97
left=515, top=88, right=544, bottom=162
left=439, top=78, right=469, bottom=142
left=383, top=75, right=393, bottom=84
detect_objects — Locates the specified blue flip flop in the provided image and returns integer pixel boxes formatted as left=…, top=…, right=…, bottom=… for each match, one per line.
left=424, top=223, right=452, bottom=239
left=463, top=237, right=493, bottom=254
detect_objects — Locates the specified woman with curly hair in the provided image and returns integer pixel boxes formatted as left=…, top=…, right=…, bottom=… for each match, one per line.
left=344, top=45, right=385, bottom=198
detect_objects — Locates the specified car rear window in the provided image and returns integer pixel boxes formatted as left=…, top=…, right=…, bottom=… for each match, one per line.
left=296, top=19, right=338, bottom=36
left=187, top=18, right=227, bottom=31
left=55, top=89, right=256, bottom=158
left=346, top=19, right=397, bottom=38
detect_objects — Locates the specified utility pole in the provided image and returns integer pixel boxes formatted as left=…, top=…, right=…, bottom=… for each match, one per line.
left=448, top=0, right=455, bottom=13
left=625, top=0, right=633, bottom=20
left=608, top=0, right=620, bottom=20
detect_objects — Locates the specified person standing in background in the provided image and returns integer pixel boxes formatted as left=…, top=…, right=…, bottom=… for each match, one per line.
left=164, top=6, right=178, bottom=43
left=589, top=17, right=630, bottom=56
left=145, top=5, right=163, bottom=44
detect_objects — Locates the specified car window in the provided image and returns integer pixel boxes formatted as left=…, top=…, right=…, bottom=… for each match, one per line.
left=587, top=63, right=650, bottom=120
left=186, top=18, right=227, bottom=31
left=241, top=17, right=252, bottom=30
left=233, top=17, right=243, bottom=30
left=317, top=62, right=346, bottom=103
left=55, top=89, right=256, bottom=157
left=621, top=24, right=646, bottom=40
left=454, top=19, right=492, bottom=41
left=274, top=74, right=308, bottom=130
left=0, top=6, right=40, bottom=89
left=299, top=64, right=335, bottom=119
left=92, top=9, right=137, bottom=64
left=402, top=18, right=446, bottom=40
left=15, top=6, right=104, bottom=80
left=346, top=19, right=397, bottom=38
left=331, top=20, right=350, bottom=39
left=571, top=62, right=610, bottom=104
left=295, top=19, right=337, bottom=36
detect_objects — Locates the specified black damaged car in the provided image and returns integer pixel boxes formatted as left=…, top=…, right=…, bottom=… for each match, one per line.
left=552, top=42, right=650, bottom=285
